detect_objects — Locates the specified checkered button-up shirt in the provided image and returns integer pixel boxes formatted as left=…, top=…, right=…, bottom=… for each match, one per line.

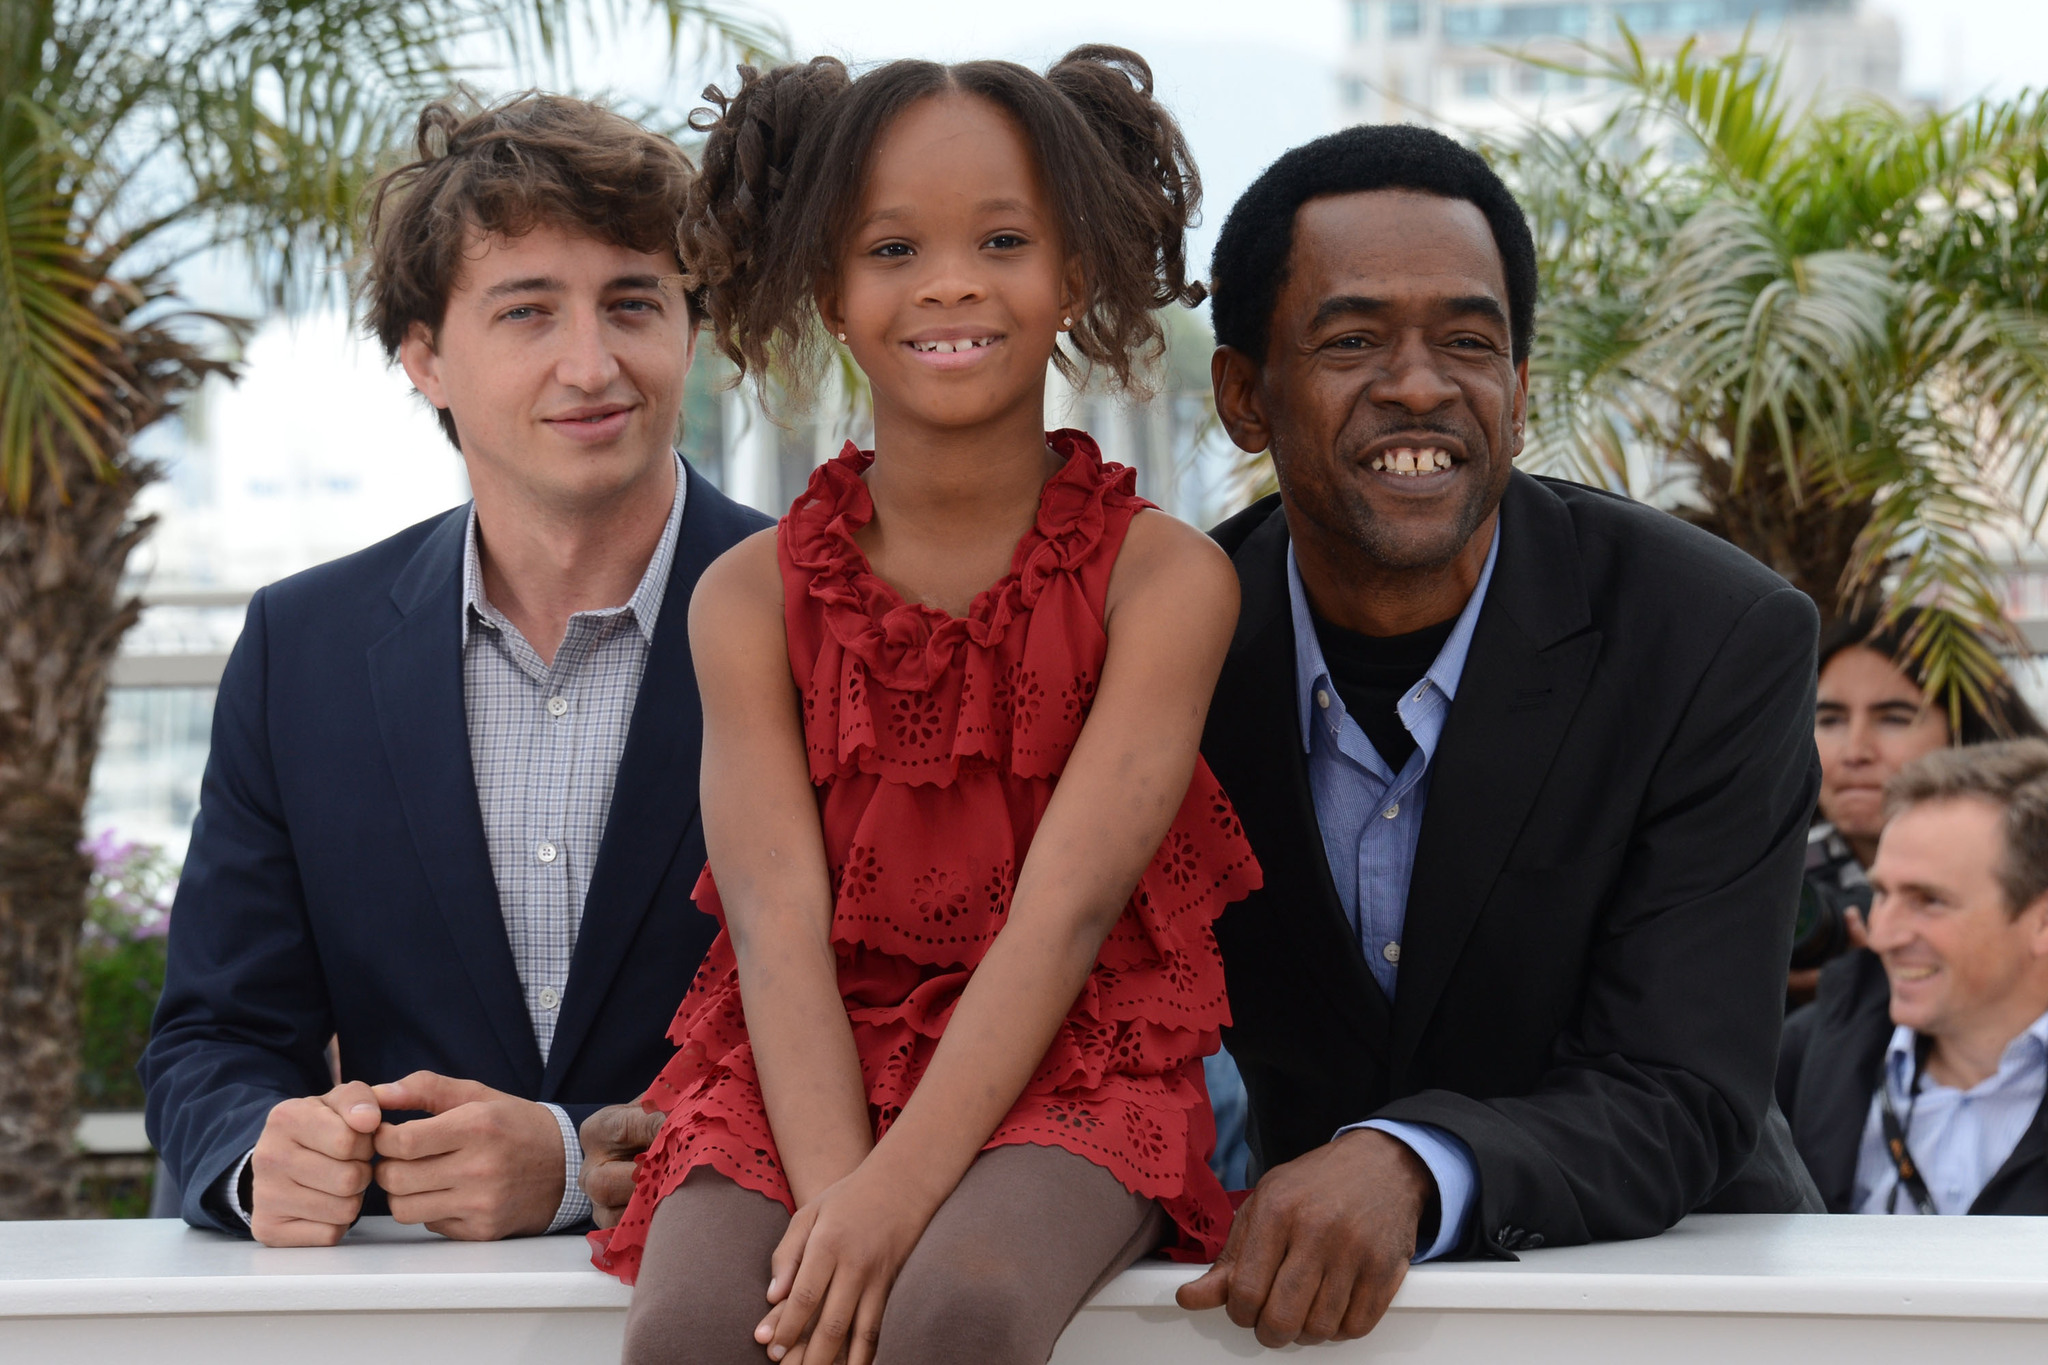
left=216, top=458, right=688, bottom=1235
left=460, top=455, right=685, bottom=1230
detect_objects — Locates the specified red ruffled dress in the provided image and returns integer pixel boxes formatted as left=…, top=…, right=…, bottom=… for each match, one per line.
left=590, top=430, right=1261, bottom=1283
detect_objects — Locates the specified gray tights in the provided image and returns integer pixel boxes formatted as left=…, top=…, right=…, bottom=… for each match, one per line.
left=620, top=1144, right=1165, bottom=1365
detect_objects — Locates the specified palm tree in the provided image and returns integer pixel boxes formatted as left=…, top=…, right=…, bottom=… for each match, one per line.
left=1494, top=38, right=2048, bottom=719
left=0, top=0, right=781, bottom=1219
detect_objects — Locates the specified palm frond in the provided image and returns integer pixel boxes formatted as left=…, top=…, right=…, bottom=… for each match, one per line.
left=1894, top=290, right=2048, bottom=538
left=1849, top=446, right=2022, bottom=723
left=1499, top=45, right=2048, bottom=719
left=0, top=105, right=114, bottom=500
left=2, top=0, right=789, bottom=509
left=496, top=0, right=787, bottom=86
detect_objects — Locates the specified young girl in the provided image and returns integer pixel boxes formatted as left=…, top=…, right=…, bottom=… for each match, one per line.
left=593, top=46, right=1260, bottom=1365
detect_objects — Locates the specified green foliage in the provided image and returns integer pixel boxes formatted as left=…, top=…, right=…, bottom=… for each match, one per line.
left=1493, top=35, right=2048, bottom=726
left=0, top=0, right=787, bottom=505
left=76, top=939, right=165, bottom=1111
left=75, top=832, right=177, bottom=1111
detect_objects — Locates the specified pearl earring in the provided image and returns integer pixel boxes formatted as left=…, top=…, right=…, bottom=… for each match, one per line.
left=836, top=331, right=847, bottom=342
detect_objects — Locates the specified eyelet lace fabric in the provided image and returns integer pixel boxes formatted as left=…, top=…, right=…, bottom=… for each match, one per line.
left=591, top=430, right=1261, bottom=1283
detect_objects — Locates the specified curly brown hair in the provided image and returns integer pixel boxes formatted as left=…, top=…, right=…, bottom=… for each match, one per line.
left=359, top=91, right=695, bottom=449
left=681, top=45, right=1204, bottom=402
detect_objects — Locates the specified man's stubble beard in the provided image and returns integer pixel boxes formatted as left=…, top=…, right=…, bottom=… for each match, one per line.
left=1272, top=432, right=1500, bottom=575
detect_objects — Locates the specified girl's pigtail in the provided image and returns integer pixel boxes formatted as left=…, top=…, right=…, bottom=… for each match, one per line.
left=1043, top=47, right=1206, bottom=388
left=682, top=57, right=852, bottom=382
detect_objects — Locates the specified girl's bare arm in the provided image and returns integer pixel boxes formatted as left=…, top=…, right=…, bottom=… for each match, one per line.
left=690, top=531, right=873, bottom=1204
left=864, top=510, right=1241, bottom=1211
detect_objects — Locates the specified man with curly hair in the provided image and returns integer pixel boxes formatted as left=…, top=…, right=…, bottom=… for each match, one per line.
left=142, top=94, right=769, bottom=1245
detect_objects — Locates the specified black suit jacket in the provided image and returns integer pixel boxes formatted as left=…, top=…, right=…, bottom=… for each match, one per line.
left=142, top=463, right=770, bottom=1232
left=1779, top=948, right=2048, bottom=1213
left=1205, top=471, right=1822, bottom=1258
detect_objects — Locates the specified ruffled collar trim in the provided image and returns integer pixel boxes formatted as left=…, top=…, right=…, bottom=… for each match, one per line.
left=782, top=429, right=1138, bottom=691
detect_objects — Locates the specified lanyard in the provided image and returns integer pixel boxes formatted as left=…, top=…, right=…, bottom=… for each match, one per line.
left=1877, top=1035, right=1940, bottom=1216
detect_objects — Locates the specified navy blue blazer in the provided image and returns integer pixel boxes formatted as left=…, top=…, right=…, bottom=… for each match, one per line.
left=142, top=462, right=770, bottom=1232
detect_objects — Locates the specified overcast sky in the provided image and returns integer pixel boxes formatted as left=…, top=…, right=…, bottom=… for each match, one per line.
left=1870, top=0, right=2048, bottom=102
left=686, top=0, right=2048, bottom=89
left=703, top=0, right=2048, bottom=101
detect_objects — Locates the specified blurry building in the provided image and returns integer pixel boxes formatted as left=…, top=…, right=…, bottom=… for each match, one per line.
left=1338, top=1, right=1902, bottom=132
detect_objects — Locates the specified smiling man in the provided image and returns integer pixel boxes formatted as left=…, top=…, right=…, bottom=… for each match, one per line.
left=1779, top=741, right=2048, bottom=1216
left=142, top=94, right=769, bottom=1245
left=1179, top=125, right=1823, bottom=1346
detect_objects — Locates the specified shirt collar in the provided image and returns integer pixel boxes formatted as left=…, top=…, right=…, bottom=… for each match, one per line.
left=462, top=452, right=687, bottom=648
left=1288, top=520, right=1502, bottom=756
left=1885, top=1005, right=2048, bottom=1100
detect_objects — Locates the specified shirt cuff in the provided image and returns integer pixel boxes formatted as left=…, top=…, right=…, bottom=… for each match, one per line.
left=1337, top=1119, right=1477, bottom=1262
left=214, top=1149, right=256, bottom=1229
left=543, top=1103, right=593, bottom=1233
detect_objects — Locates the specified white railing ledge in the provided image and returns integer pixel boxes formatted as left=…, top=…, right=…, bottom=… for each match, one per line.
left=0, top=1217, right=629, bottom=1317
left=5, top=1214, right=2048, bottom=1362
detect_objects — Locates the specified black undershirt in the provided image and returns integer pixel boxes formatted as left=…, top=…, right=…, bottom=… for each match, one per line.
left=1310, top=611, right=1458, bottom=772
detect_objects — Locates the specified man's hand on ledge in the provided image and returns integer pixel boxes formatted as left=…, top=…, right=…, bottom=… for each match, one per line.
left=1176, top=1128, right=1429, bottom=1347
left=580, top=1103, right=663, bottom=1229
left=370, top=1072, right=564, bottom=1241
left=249, top=1082, right=382, bottom=1247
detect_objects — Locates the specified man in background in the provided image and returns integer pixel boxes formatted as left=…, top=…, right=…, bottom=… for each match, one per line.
left=143, top=93, right=768, bottom=1244
left=1780, top=741, right=2048, bottom=1215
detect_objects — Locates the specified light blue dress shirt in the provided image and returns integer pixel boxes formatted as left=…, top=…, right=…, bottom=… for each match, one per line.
left=1851, top=1008, right=2048, bottom=1215
left=1288, top=527, right=1498, bottom=1262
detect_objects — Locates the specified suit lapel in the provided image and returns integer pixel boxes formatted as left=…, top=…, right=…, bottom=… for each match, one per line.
left=367, top=511, right=542, bottom=1091
left=1391, top=473, right=1600, bottom=1088
left=1210, top=506, right=1391, bottom=1045
left=1806, top=956, right=1897, bottom=1211
left=543, top=464, right=732, bottom=1091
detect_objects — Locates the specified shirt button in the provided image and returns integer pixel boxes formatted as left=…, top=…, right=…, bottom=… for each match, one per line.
left=536, top=842, right=558, bottom=864
left=1383, top=804, right=1400, bottom=819
left=1383, top=941, right=1402, bottom=964
left=546, top=696, right=569, bottom=718
left=1316, top=689, right=1331, bottom=710
left=538, top=987, right=561, bottom=1010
